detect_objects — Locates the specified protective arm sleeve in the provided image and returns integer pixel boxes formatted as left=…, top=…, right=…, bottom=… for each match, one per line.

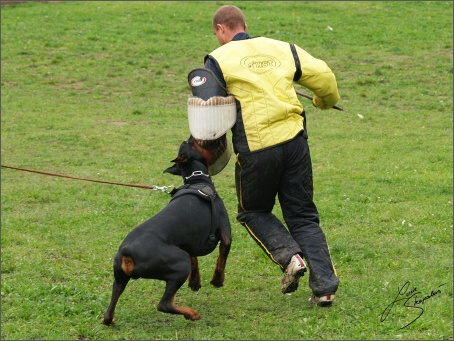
left=294, top=46, right=340, bottom=109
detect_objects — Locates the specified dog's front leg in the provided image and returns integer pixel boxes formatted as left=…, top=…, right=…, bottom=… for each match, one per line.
left=210, top=234, right=231, bottom=287
left=188, top=256, right=201, bottom=291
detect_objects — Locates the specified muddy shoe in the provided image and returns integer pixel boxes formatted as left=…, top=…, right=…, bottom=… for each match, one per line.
left=309, top=293, right=335, bottom=307
left=281, top=254, right=307, bottom=294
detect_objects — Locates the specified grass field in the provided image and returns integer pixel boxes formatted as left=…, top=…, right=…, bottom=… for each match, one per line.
left=1, top=1, right=453, bottom=340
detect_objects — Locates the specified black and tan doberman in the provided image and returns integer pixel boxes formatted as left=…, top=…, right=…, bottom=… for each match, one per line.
left=102, top=137, right=231, bottom=324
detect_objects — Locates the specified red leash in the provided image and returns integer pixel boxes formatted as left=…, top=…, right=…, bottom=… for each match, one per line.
left=1, top=164, right=172, bottom=192
left=295, top=90, right=344, bottom=111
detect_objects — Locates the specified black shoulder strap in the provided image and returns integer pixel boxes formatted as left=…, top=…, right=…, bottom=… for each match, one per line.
left=170, top=184, right=218, bottom=237
left=290, top=44, right=302, bottom=82
left=170, top=184, right=216, bottom=202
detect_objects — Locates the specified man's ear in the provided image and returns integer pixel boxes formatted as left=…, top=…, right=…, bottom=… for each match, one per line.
left=216, top=23, right=224, bottom=33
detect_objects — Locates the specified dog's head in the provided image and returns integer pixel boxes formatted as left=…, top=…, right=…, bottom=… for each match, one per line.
left=163, top=136, right=215, bottom=177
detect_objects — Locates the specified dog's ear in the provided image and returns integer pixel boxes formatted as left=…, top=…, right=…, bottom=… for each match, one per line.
left=171, top=154, right=189, bottom=164
left=164, top=137, right=203, bottom=175
left=163, top=163, right=180, bottom=175
left=163, top=152, right=189, bottom=175
left=172, top=139, right=196, bottom=164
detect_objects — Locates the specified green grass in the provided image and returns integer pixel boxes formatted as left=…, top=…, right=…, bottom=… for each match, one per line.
left=1, top=1, right=452, bottom=340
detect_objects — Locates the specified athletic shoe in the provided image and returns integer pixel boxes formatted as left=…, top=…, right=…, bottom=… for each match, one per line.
left=281, top=254, right=307, bottom=294
left=309, top=293, right=335, bottom=307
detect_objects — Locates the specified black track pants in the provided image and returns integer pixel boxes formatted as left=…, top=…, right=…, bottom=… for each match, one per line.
left=235, top=132, right=339, bottom=296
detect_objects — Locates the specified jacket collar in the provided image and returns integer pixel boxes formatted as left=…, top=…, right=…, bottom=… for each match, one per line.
left=232, top=32, right=251, bottom=41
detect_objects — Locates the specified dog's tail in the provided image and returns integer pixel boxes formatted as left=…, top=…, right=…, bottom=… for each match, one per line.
left=119, top=246, right=135, bottom=277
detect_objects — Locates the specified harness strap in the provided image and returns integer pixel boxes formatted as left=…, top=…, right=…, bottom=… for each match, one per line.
left=170, top=184, right=218, bottom=238
left=290, top=43, right=307, bottom=133
left=290, top=43, right=302, bottom=81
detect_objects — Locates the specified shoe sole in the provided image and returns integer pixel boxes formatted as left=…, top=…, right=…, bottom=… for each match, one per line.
left=281, top=267, right=307, bottom=294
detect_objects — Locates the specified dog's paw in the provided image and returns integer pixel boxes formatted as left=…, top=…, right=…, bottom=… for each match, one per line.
left=210, top=271, right=225, bottom=287
left=188, top=282, right=202, bottom=291
left=184, top=311, right=201, bottom=320
left=210, top=278, right=224, bottom=287
left=101, top=317, right=116, bottom=326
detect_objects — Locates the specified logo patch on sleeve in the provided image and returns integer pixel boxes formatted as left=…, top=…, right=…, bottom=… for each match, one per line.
left=190, top=76, right=207, bottom=87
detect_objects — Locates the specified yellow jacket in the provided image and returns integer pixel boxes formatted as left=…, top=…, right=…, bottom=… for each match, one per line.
left=208, top=36, right=340, bottom=153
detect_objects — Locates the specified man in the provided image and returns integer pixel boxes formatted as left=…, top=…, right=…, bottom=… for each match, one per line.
left=203, top=4, right=340, bottom=306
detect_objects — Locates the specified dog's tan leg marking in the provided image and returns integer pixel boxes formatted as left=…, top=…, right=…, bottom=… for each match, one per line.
left=210, top=236, right=231, bottom=287
left=158, top=292, right=201, bottom=320
left=121, top=256, right=134, bottom=277
left=188, top=256, right=201, bottom=291
left=101, top=317, right=116, bottom=325
left=170, top=294, right=201, bottom=320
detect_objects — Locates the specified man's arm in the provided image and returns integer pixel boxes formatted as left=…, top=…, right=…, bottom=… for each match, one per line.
left=204, top=55, right=227, bottom=88
left=294, top=46, right=340, bottom=109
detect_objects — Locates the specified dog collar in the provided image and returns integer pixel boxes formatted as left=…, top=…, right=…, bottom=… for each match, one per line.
left=184, top=171, right=210, bottom=180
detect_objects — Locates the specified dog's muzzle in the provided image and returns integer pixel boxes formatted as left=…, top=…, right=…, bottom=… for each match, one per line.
left=196, top=134, right=232, bottom=176
left=187, top=68, right=235, bottom=176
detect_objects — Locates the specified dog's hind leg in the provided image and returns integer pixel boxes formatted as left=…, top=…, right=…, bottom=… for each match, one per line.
left=158, top=284, right=201, bottom=320
left=102, top=254, right=132, bottom=325
left=102, top=277, right=130, bottom=325
left=210, top=234, right=231, bottom=287
left=158, top=278, right=201, bottom=320
left=188, top=256, right=201, bottom=291
left=157, top=249, right=201, bottom=320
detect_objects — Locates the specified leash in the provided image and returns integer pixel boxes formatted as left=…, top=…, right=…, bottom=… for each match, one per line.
left=1, top=165, right=174, bottom=193
left=295, top=90, right=344, bottom=111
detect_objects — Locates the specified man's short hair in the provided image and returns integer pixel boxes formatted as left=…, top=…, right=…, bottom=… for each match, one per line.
left=213, top=5, right=246, bottom=30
